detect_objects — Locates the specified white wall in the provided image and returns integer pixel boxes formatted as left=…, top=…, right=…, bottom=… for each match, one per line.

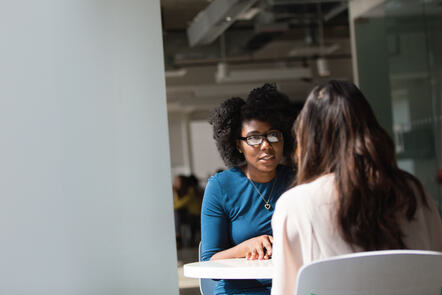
left=0, top=1, right=178, bottom=294
left=189, top=121, right=225, bottom=183
left=168, top=112, right=193, bottom=177
left=168, top=114, right=226, bottom=185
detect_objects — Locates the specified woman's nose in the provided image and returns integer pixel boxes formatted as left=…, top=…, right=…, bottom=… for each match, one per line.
left=260, top=138, right=273, bottom=150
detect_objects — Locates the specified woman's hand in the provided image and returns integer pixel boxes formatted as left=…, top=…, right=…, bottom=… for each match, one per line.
left=209, top=235, right=274, bottom=261
left=242, top=235, right=274, bottom=260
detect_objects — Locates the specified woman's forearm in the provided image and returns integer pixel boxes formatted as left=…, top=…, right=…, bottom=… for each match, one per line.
left=210, top=243, right=246, bottom=260
left=209, top=235, right=273, bottom=260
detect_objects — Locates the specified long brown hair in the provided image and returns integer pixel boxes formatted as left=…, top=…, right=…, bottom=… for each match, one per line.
left=294, top=80, right=427, bottom=251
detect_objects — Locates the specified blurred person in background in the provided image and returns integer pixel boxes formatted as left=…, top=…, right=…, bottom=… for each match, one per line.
left=173, top=174, right=202, bottom=248
left=186, top=174, right=203, bottom=246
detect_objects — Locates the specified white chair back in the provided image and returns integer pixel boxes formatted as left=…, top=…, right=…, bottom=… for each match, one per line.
left=296, top=250, right=442, bottom=295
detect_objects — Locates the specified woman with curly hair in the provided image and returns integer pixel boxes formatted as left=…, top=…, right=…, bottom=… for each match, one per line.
left=200, top=83, right=298, bottom=295
left=271, top=80, right=442, bottom=295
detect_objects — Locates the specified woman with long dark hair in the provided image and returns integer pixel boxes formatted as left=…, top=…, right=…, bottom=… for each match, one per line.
left=271, top=80, right=442, bottom=295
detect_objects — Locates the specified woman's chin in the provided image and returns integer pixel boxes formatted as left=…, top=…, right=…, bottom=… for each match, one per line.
left=256, top=160, right=279, bottom=173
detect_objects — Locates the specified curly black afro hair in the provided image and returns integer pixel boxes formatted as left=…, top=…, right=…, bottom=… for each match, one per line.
left=209, top=83, right=299, bottom=167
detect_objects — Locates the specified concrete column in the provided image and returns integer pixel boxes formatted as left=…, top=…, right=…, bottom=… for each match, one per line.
left=0, top=1, right=178, bottom=294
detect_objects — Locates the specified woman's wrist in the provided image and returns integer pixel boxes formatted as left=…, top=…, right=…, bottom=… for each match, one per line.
left=210, top=243, right=246, bottom=260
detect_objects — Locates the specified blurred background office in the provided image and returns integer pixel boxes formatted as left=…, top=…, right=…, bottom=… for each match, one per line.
left=160, top=0, right=442, bottom=293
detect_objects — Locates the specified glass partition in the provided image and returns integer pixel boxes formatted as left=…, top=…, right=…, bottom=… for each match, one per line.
left=355, top=0, right=442, bottom=213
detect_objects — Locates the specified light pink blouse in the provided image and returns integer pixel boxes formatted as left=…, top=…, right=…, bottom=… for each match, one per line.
left=271, top=174, right=442, bottom=295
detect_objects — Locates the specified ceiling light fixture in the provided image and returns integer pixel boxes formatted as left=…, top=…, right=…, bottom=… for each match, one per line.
left=215, top=62, right=312, bottom=83
left=288, top=43, right=339, bottom=57
left=165, top=68, right=187, bottom=78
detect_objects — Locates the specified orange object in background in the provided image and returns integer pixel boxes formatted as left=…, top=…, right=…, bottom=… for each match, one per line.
left=437, top=169, right=442, bottom=184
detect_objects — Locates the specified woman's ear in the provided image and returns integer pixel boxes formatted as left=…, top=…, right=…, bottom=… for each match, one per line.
left=236, top=140, right=243, bottom=154
left=294, top=143, right=301, bottom=168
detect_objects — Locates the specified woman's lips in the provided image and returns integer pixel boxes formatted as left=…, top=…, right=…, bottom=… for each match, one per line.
left=259, top=155, right=275, bottom=162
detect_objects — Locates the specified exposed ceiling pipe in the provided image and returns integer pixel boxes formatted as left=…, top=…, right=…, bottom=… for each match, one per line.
left=324, top=2, right=348, bottom=22
left=187, top=0, right=258, bottom=47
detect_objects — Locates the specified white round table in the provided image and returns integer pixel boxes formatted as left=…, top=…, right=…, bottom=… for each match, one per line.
left=183, top=258, right=273, bottom=279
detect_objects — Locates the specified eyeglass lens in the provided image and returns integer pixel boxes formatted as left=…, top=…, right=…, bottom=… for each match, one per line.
left=247, top=132, right=281, bottom=145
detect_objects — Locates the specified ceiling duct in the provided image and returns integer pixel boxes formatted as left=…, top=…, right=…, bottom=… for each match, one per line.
left=187, top=0, right=258, bottom=47
left=215, top=62, right=312, bottom=83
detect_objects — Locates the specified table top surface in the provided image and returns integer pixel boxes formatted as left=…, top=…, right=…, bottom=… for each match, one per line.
left=183, top=258, right=273, bottom=279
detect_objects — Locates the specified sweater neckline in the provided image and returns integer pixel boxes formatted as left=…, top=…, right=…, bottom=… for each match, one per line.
left=233, top=165, right=280, bottom=185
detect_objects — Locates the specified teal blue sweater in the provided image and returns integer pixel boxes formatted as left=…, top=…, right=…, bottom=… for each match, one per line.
left=201, top=165, right=294, bottom=295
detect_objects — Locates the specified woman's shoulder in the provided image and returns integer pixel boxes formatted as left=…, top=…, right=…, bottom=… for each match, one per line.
left=277, top=174, right=335, bottom=208
left=203, top=167, right=245, bottom=208
left=209, top=167, right=244, bottom=183
left=205, top=167, right=244, bottom=192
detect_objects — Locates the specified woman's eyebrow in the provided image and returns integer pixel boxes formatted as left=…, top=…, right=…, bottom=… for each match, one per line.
left=245, top=130, right=260, bottom=136
left=245, top=129, right=278, bottom=136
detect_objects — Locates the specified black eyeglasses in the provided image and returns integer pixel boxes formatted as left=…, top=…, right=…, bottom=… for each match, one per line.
left=239, top=131, right=283, bottom=146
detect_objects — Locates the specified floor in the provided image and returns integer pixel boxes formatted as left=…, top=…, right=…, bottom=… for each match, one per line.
left=177, top=247, right=201, bottom=295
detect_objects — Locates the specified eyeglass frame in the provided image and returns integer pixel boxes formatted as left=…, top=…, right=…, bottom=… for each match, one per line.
left=238, top=130, right=283, bottom=146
